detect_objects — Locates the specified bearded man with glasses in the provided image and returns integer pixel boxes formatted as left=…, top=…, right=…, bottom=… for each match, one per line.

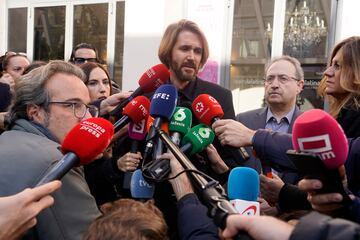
left=0, top=60, right=102, bottom=239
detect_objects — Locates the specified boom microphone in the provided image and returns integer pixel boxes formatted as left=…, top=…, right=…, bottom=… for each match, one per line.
left=113, top=96, right=150, bottom=132
left=110, top=64, right=169, bottom=116
left=192, top=94, right=249, bottom=164
left=228, top=167, right=260, bottom=215
left=36, top=118, right=114, bottom=186
left=143, top=124, right=214, bottom=181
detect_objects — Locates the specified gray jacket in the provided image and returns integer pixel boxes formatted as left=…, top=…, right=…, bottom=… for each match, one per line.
left=236, top=106, right=302, bottom=183
left=0, top=119, right=101, bottom=239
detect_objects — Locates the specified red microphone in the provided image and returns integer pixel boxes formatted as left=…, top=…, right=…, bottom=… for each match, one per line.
left=36, top=117, right=114, bottom=186
left=110, top=64, right=169, bottom=116
left=292, top=109, right=348, bottom=169
left=192, top=94, right=250, bottom=163
left=113, top=96, right=151, bottom=132
left=288, top=109, right=351, bottom=203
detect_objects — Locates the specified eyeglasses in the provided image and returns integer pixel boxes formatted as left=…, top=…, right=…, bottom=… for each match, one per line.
left=264, top=74, right=299, bottom=85
left=48, top=101, right=99, bottom=118
left=73, top=57, right=98, bottom=65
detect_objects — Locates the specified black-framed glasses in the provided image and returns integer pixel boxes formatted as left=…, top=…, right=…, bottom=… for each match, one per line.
left=264, top=74, right=299, bottom=85
left=48, top=101, right=99, bottom=118
left=73, top=57, right=98, bottom=65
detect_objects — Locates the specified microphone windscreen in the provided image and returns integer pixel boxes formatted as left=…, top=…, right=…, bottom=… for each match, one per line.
left=146, top=116, right=169, bottom=134
left=61, top=117, right=114, bottom=165
left=169, top=107, right=192, bottom=136
left=192, top=94, right=224, bottom=125
left=130, top=169, right=155, bottom=199
left=122, top=96, right=150, bottom=123
left=128, top=119, right=148, bottom=141
left=138, top=64, right=170, bottom=93
left=292, top=109, right=348, bottom=169
left=228, top=167, right=259, bottom=201
left=150, top=84, right=178, bottom=120
left=181, top=124, right=215, bottom=155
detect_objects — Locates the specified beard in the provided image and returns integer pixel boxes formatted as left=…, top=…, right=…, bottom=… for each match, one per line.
left=170, top=60, right=199, bottom=82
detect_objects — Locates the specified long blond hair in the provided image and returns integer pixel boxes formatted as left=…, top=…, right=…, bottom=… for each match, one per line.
left=318, top=36, right=360, bottom=118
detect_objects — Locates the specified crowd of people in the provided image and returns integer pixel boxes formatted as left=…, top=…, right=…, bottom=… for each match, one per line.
left=0, top=18, right=359, bottom=240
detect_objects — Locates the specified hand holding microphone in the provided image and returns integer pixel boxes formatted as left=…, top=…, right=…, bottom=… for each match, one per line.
left=99, top=91, right=132, bottom=116
left=192, top=94, right=250, bottom=164
left=36, top=117, right=114, bottom=186
left=288, top=109, right=353, bottom=209
left=110, top=64, right=170, bottom=117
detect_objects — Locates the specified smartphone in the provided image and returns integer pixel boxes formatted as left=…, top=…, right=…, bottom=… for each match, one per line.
left=286, top=149, right=352, bottom=204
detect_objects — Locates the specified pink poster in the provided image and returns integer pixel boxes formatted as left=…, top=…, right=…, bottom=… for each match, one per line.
left=197, top=59, right=219, bottom=84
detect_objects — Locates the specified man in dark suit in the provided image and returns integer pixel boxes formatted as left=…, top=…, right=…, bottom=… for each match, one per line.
left=236, top=55, right=304, bottom=183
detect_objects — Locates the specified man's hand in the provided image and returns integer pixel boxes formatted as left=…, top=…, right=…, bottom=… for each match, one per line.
left=159, top=153, right=194, bottom=200
left=260, top=174, right=284, bottom=206
left=212, top=119, right=255, bottom=147
left=298, top=165, right=354, bottom=214
left=0, top=181, right=61, bottom=240
left=205, top=144, right=229, bottom=174
left=117, top=152, right=142, bottom=172
left=99, top=91, right=132, bottom=115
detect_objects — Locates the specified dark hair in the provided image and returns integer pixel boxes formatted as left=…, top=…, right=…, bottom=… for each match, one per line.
left=158, top=19, right=209, bottom=69
left=69, top=43, right=98, bottom=63
left=79, top=62, right=113, bottom=95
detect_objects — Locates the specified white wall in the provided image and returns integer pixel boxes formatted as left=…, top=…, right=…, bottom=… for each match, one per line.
left=121, top=0, right=184, bottom=91
left=335, top=0, right=360, bottom=42
left=0, top=0, right=6, bottom=55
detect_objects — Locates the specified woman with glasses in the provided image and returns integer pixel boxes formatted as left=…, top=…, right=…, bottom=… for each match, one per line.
left=318, top=36, right=360, bottom=138
left=80, top=62, right=141, bottom=205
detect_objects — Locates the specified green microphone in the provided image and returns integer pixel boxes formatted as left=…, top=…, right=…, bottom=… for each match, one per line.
left=169, top=107, right=192, bottom=145
left=180, top=124, right=215, bottom=155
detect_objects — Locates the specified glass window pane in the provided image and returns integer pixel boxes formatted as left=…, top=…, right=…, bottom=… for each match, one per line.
left=230, top=0, right=275, bottom=113
left=283, top=0, right=330, bottom=110
left=8, top=8, right=27, bottom=52
left=73, top=4, right=108, bottom=64
left=34, top=6, right=65, bottom=61
left=113, top=1, right=125, bottom=88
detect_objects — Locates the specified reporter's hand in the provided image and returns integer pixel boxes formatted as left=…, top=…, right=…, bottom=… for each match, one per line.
left=205, top=144, right=229, bottom=174
left=212, top=119, right=255, bottom=147
left=116, top=152, right=142, bottom=172
left=298, top=166, right=354, bottom=214
left=0, top=181, right=61, bottom=240
left=258, top=197, right=279, bottom=216
left=260, top=174, right=284, bottom=206
left=99, top=91, right=132, bottom=115
left=0, top=73, right=15, bottom=90
left=159, top=152, right=193, bottom=200
left=221, top=214, right=294, bottom=240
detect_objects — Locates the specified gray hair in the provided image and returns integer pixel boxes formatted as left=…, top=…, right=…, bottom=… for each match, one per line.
left=265, top=55, right=304, bottom=80
left=9, top=60, right=85, bottom=123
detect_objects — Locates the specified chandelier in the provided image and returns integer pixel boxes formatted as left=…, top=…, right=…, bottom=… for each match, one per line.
left=266, top=1, right=327, bottom=51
